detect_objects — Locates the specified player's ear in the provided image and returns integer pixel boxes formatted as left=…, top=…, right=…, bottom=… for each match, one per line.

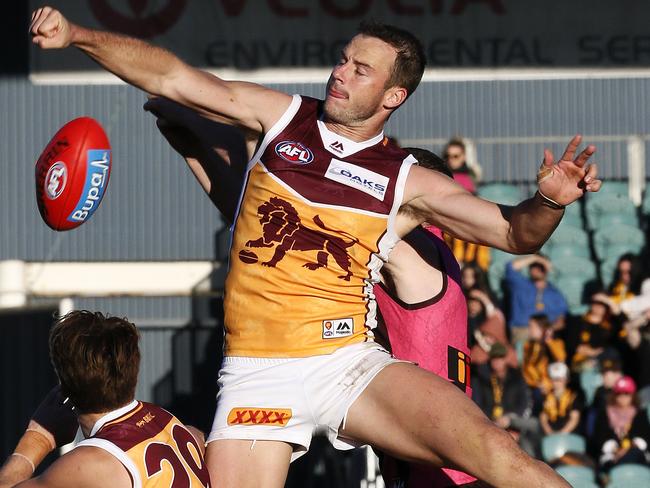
left=384, top=86, right=408, bottom=110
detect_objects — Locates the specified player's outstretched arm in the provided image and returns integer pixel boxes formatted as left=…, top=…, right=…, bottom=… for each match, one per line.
left=29, top=6, right=291, bottom=134
left=9, top=448, right=130, bottom=488
left=400, top=135, right=601, bottom=254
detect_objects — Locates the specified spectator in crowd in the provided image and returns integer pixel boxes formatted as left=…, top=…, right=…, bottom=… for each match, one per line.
left=621, top=311, right=650, bottom=407
left=522, top=314, right=567, bottom=400
left=442, top=138, right=489, bottom=270
left=468, top=289, right=518, bottom=368
left=539, top=362, right=583, bottom=436
left=461, top=263, right=493, bottom=297
left=567, top=292, right=622, bottom=372
left=443, top=137, right=478, bottom=193
left=591, top=358, right=624, bottom=415
left=505, top=255, right=569, bottom=344
left=591, top=376, right=650, bottom=472
left=473, top=343, right=540, bottom=456
left=585, top=358, right=625, bottom=438
left=608, top=253, right=643, bottom=304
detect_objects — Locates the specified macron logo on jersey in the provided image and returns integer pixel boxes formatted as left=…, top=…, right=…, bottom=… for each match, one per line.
left=325, top=159, right=389, bottom=201
left=322, top=318, right=354, bottom=339
left=329, top=141, right=345, bottom=153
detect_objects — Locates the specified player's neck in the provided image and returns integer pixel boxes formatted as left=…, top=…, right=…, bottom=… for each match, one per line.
left=322, top=118, right=384, bottom=143
left=78, top=412, right=107, bottom=438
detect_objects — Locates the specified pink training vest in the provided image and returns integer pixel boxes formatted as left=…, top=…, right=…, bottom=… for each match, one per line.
left=375, top=229, right=475, bottom=486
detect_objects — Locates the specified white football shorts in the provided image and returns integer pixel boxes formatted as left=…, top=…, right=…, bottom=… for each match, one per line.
left=207, top=341, right=402, bottom=461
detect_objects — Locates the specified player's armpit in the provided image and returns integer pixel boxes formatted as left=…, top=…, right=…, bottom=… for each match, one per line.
left=14, top=448, right=131, bottom=488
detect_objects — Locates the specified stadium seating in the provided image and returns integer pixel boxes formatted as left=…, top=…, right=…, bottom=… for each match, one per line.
left=555, top=276, right=589, bottom=314
left=550, top=256, right=597, bottom=282
left=478, top=183, right=522, bottom=206
left=593, top=224, right=645, bottom=258
left=546, top=224, right=590, bottom=249
left=597, top=212, right=639, bottom=229
left=586, top=194, right=637, bottom=230
left=555, top=465, right=595, bottom=485
left=541, top=433, right=586, bottom=462
left=547, top=244, right=591, bottom=261
left=607, top=463, right=650, bottom=486
left=596, top=181, right=629, bottom=198
left=580, top=368, right=603, bottom=406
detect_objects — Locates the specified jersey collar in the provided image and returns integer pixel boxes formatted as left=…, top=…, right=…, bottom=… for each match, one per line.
left=88, top=400, right=140, bottom=437
left=317, top=119, right=384, bottom=158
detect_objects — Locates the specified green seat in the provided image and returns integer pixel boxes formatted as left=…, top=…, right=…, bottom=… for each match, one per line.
left=488, top=266, right=505, bottom=300
left=551, top=256, right=597, bottom=282
left=547, top=225, right=590, bottom=248
left=609, top=464, right=650, bottom=486
left=598, top=212, right=639, bottom=228
left=597, top=181, right=629, bottom=198
left=547, top=244, right=591, bottom=261
left=555, top=465, right=595, bottom=485
left=541, top=433, right=586, bottom=462
left=586, top=195, right=637, bottom=229
left=478, top=183, right=522, bottom=206
left=580, top=368, right=603, bottom=406
left=556, top=276, right=588, bottom=313
left=593, top=225, right=645, bottom=257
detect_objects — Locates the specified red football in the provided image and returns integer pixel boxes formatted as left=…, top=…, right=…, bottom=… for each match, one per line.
left=35, top=117, right=112, bottom=231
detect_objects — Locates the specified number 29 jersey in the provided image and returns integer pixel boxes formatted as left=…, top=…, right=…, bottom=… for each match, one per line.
left=76, top=401, right=210, bottom=488
left=224, top=95, right=415, bottom=358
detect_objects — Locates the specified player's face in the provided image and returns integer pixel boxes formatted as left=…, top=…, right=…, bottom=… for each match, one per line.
left=324, top=35, right=398, bottom=125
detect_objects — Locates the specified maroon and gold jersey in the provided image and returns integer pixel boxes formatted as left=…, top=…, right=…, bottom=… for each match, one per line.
left=225, top=95, right=415, bottom=358
left=76, top=401, right=210, bottom=488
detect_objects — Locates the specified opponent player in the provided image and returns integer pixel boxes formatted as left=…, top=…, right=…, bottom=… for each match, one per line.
left=0, top=311, right=210, bottom=487
left=31, top=7, right=601, bottom=487
left=146, top=99, right=476, bottom=486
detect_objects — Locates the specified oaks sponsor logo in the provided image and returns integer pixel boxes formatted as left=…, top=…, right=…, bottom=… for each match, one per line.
left=325, top=159, right=388, bottom=201
left=227, top=407, right=292, bottom=426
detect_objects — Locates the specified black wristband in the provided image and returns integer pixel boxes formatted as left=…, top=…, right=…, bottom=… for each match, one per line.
left=536, top=190, right=565, bottom=210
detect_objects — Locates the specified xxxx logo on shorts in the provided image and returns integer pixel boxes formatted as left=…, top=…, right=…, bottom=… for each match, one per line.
left=227, top=407, right=292, bottom=426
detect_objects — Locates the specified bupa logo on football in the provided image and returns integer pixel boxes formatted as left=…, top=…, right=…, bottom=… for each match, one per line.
left=45, top=162, right=68, bottom=200
left=322, top=318, right=354, bottom=339
left=275, top=141, right=314, bottom=164
left=325, top=159, right=389, bottom=201
left=67, top=150, right=111, bottom=223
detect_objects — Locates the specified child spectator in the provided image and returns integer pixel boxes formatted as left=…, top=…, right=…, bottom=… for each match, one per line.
left=540, top=362, right=583, bottom=435
left=522, top=314, right=567, bottom=397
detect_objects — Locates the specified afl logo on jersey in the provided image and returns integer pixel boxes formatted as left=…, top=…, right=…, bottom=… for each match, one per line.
left=275, top=141, right=314, bottom=165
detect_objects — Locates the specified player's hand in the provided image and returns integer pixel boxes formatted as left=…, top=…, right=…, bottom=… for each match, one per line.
left=30, top=6, right=73, bottom=49
left=145, top=98, right=205, bottom=160
left=537, top=135, right=602, bottom=206
left=30, top=385, right=78, bottom=449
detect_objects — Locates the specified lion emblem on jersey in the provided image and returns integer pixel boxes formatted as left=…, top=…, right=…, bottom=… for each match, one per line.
left=240, top=196, right=357, bottom=281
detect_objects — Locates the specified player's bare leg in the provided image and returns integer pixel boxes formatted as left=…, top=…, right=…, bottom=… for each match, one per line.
left=205, top=439, right=292, bottom=488
left=342, top=362, right=569, bottom=488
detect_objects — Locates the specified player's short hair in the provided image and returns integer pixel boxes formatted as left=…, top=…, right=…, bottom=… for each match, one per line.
left=404, top=147, right=452, bottom=178
left=358, top=21, right=426, bottom=99
left=49, top=310, right=140, bottom=413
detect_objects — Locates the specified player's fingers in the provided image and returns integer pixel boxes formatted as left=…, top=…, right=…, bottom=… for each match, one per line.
left=559, top=134, right=582, bottom=162
left=574, top=144, right=596, bottom=167
left=586, top=179, right=603, bottom=192
left=31, top=7, right=55, bottom=36
left=583, top=163, right=598, bottom=183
